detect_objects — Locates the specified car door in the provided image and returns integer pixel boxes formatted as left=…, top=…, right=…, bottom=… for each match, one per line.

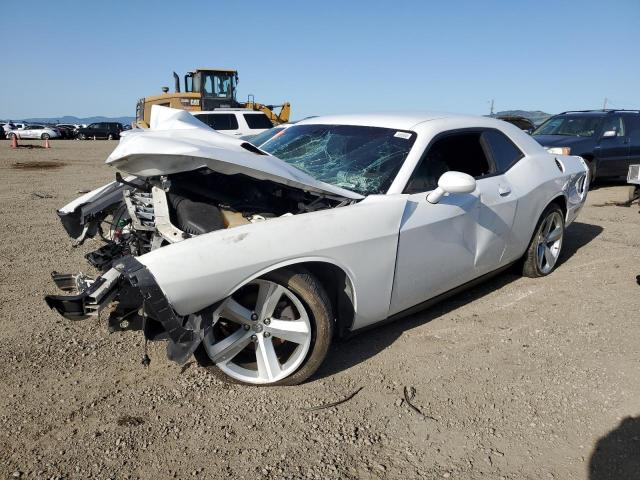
left=621, top=113, right=640, bottom=166
left=389, top=129, right=518, bottom=316
left=25, top=126, right=37, bottom=138
left=596, top=114, right=630, bottom=176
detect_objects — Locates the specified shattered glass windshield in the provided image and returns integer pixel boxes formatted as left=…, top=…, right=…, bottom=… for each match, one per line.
left=261, top=124, right=417, bottom=195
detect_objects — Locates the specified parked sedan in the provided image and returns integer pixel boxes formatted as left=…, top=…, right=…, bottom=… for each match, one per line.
left=8, top=125, right=61, bottom=140
left=45, top=106, right=589, bottom=386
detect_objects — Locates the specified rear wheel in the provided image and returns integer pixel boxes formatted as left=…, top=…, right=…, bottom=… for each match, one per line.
left=195, top=268, right=333, bottom=386
left=522, top=204, right=565, bottom=277
left=107, top=133, right=114, bottom=140
left=41, top=133, right=50, bottom=140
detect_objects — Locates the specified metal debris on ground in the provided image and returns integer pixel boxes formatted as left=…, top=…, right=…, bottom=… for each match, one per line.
left=116, top=415, right=145, bottom=427
left=180, top=361, right=194, bottom=374
left=304, top=386, right=363, bottom=412
left=403, top=386, right=437, bottom=420
left=31, top=192, right=54, bottom=199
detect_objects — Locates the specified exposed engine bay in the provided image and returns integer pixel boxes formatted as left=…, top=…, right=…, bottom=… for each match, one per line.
left=81, top=169, right=347, bottom=269
left=46, top=168, right=352, bottom=363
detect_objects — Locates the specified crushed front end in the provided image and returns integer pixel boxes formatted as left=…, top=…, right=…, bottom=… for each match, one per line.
left=44, top=168, right=346, bottom=365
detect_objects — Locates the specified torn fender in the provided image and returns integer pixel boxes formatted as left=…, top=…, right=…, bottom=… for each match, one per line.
left=136, top=194, right=409, bottom=330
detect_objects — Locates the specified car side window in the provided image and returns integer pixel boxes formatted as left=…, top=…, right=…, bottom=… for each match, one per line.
left=481, top=130, right=524, bottom=173
left=197, top=114, right=239, bottom=130
left=405, top=131, right=494, bottom=193
left=602, top=116, right=625, bottom=137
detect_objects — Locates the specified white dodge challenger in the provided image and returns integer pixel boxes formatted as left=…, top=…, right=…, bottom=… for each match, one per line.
left=46, top=106, right=589, bottom=385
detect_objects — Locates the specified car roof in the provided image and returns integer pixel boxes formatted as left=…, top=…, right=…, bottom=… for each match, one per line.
left=295, top=112, right=514, bottom=130
left=195, top=109, right=264, bottom=114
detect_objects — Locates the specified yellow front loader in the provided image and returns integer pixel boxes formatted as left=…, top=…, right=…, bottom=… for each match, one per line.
left=135, top=69, right=290, bottom=128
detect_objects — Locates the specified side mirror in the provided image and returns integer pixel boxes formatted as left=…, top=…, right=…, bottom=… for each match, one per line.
left=427, top=171, right=477, bottom=204
left=602, top=130, right=617, bottom=138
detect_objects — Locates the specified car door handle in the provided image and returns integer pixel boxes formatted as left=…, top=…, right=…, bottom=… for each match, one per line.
left=498, top=185, right=511, bottom=196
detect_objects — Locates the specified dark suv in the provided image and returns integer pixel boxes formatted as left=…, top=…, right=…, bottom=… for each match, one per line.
left=533, top=110, right=640, bottom=182
left=76, top=122, right=123, bottom=140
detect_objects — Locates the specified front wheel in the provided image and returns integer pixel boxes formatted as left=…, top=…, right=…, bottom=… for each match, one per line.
left=522, top=204, right=565, bottom=277
left=195, top=268, right=333, bottom=386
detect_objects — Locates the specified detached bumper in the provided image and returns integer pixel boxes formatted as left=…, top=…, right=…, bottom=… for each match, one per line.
left=45, top=269, right=120, bottom=320
left=44, top=256, right=204, bottom=364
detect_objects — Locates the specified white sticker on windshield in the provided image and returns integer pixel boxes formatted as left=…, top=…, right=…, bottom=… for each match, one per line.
left=394, top=131, right=412, bottom=139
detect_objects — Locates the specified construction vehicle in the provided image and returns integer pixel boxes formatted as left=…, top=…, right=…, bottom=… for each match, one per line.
left=135, top=68, right=290, bottom=128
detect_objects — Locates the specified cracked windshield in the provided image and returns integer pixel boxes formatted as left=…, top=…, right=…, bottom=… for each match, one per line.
left=261, top=124, right=417, bottom=195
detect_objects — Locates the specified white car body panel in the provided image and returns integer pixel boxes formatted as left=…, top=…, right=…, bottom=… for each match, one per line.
left=138, top=194, right=408, bottom=326
left=53, top=108, right=589, bottom=335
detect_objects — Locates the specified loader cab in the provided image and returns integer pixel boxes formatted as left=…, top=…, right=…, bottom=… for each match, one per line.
left=185, top=69, right=240, bottom=110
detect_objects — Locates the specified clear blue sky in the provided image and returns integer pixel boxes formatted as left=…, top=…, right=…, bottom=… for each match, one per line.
left=1, top=0, right=638, bottom=119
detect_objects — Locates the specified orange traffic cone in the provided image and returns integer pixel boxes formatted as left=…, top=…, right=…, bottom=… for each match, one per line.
left=10, top=134, right=18, bottom=149
left=44, top=138, right=51, bottom=149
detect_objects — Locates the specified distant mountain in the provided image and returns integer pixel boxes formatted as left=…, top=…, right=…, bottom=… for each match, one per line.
left=494, top=110, right=552, bottom=126
left=1, top=115, right=135, bottom=126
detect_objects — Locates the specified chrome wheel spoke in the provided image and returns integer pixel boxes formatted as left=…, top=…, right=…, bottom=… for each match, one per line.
left=544, top=245, right=555, bottom=268
left=208, top=328, right=253, bottom=364
left=256, top=335, right=282, bottom=381
left=266, top=318, right=310, bottom=345
left=219, top=298, right=253, bottom=326
left=255, top=281, right=285, bottom=320
left=547, top=225, right=563, bottom=243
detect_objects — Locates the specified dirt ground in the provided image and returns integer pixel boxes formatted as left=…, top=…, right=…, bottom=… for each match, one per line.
left=1, top=139, right=639, bottom=480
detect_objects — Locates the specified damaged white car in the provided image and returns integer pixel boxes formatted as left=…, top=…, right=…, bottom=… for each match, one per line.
left=45, top=106, right=589, bottom=385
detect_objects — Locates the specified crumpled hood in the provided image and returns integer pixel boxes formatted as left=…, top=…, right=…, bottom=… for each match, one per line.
left=106, top=106, right=363, bottom=200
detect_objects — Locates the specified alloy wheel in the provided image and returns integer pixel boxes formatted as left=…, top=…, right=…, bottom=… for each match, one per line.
left=202, top=279, right=313, bottom=385
left=536, top=211, right=563, bottom=274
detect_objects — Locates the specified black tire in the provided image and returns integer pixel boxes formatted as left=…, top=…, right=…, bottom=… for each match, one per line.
left=522, top=203, right=565, bottom=278
left=107, top=133, right=114, bottom=140
left=78, top=133, right=86, bottom=140
left=41, top=133, right=50, bottom=140
left=194, top=268, right=333, bottom=386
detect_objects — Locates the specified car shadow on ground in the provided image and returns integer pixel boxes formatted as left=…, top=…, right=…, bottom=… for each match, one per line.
left=589, top=416, right=640, bottom=480
left=315, top=221, right=603, bottom=380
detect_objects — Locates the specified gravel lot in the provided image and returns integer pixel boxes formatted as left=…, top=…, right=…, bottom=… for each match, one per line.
left=1, top=139, right=639, bottom=480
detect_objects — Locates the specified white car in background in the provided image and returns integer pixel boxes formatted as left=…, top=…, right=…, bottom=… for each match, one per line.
left=45, top=106, right=589, bottom=386
left=191, top=109, right=273, bottom=137
left=8, top=124, right=61, bottom=140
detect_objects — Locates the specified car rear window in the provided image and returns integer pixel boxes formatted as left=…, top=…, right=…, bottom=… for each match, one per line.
left=195, top=114, right=239, bottom=131
left=481, top=130, right=524, bottom=172
left=243, top=114, right=273, bottom=130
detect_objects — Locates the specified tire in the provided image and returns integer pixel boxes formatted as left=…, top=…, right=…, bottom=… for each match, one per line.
left=8, top=132, right=15, bottom=140
left=41, top=133, right=50, bottom=140
left=194, top=268, right=333, bottom=386
left=522, top=203, right=565, bottom=278
left=78, top=133, right=86, bottom=140
left=107, top=134, right=114, bottom=140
